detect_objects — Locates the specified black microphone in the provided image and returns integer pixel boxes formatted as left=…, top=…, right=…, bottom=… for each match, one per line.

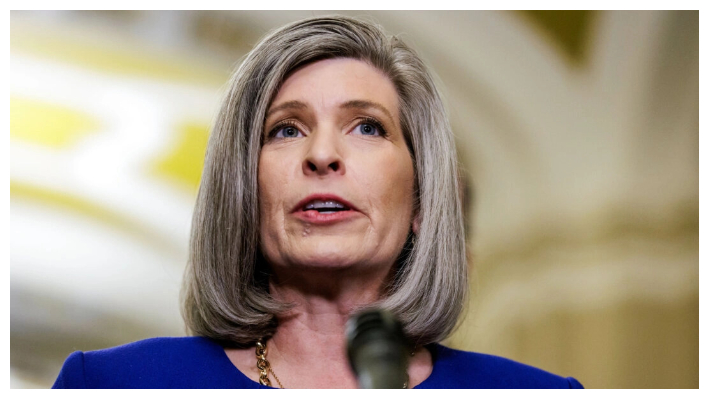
left=345, top=308, right=409, bottom=389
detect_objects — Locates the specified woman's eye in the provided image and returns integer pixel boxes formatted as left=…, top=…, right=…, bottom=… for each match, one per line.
left=355, top=122, right=381, bottom=136
left=273, top=125, right=303, bottom=138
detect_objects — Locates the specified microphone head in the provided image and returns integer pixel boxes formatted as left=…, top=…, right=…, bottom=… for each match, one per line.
left=346, top=308, right=409, bottom=389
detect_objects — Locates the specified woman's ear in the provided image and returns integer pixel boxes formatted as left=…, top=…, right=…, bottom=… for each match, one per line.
left=412, top=213, right=420, bottom=235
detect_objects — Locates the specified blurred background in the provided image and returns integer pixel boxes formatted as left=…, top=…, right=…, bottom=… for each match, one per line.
left=10, top=10, right=698, bottom=388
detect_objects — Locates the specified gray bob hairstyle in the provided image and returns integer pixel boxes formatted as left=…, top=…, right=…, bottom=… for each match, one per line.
left=181, top=15, right=467, bottom=347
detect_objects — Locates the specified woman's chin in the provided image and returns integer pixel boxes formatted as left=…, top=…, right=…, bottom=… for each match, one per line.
left=289, top=253, right=362, bottom=270
left=264, top=236, right=397, bottom=274
left=281, top=249, right=385, bottom=272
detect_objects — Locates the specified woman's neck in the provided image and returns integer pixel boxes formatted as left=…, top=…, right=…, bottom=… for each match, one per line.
left=224, top=266, right=433, bottom=388
left=264, top=267, right=385, bottom=388
left=266, top=308, right=360, bottom=388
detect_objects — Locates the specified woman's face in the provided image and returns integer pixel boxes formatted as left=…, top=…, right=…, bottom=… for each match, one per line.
left=258, top=58, right=415, bottom=275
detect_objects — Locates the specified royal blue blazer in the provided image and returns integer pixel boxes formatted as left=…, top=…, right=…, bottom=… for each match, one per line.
left=52, top=336, right=584, bottom=389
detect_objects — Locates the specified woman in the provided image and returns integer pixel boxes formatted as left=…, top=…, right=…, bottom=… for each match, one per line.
left=53, top=15, right=583, bottom=389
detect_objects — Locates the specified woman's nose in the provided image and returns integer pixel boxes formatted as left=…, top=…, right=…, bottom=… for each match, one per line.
left=302, top=129, right=344, bottom=176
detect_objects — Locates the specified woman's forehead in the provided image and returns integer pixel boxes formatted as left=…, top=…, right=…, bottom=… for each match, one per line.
left=269, top=58, right=399, bottom=119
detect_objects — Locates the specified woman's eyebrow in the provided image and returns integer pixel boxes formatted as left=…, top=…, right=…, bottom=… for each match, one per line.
left=340, top=100, right=396, bottom=126
left=266, top=100, right=308, bottom=118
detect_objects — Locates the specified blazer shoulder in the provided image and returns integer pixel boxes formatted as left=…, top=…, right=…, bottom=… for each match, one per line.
left=52, top=351, right=87, bottom=388
left=53, top=336, right=225, bottom=388
left=427, top=344, right=584, bottom=389
left=83, top=336, right=213, bottom=360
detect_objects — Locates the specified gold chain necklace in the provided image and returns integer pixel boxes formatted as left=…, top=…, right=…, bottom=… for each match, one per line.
left=255, top=338, right=411, bottom=389
left=255, top=339, right=284, bottom=388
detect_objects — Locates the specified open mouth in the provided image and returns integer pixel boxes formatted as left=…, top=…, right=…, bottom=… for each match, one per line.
left=302, top=200, right=351, bottom=214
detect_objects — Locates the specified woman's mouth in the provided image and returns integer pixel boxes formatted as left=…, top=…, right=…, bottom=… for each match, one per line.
left=292, top=195, right=359, bottom=224
left=302, top=200, right=351, bottom=213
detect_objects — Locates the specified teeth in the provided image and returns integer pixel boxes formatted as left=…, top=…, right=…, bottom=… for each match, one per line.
left=304, top=200, right=347, bottom=211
